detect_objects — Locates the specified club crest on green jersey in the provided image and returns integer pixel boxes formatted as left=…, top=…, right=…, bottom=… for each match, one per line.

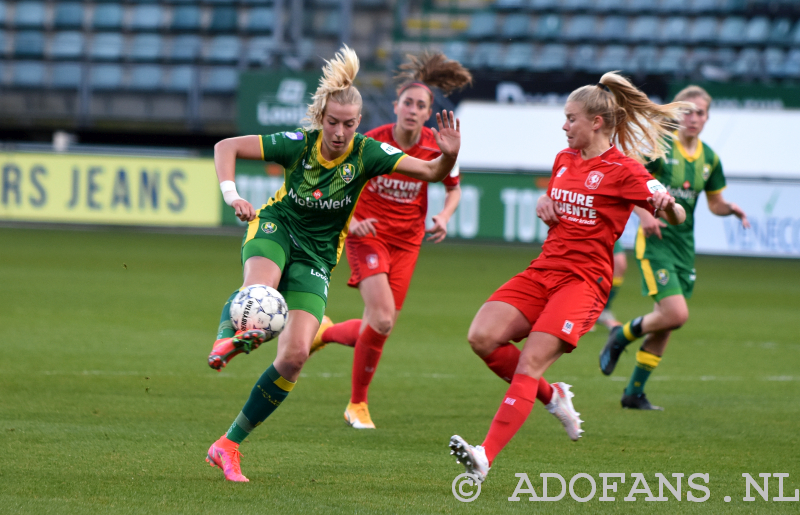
left=340, top=163, right=355, bottom=183
left=703, top=163, right=711, bottom=180
left=261, top=222, right=277, bottom=234
left=656, top=269, right=670, bottom=285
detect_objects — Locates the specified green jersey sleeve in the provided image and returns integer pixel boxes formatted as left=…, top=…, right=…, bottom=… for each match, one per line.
left=704, top=151, right=726, bottom=194
left=361, top=137, right=408, bottom=179
left=644, top=158, right=662, bottom=178
left=259, top=130, right=307, bottom=167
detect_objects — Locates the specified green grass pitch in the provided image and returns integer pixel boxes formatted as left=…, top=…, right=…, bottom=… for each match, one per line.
left=1, top=227, right=798, bottom=514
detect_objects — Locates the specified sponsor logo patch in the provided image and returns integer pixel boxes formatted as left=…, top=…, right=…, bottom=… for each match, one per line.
left=585, top=170, right=604, bottom=190
left=647, top=179, right=667, bottom=193
left=657, top=269, right=670, bottom=285
left=261, top=222, right=277, bottom=234
left=380, top=142, right=402, bottom=155
left=366, top=253, right=379, bottom=270
left=283, top=131, right=304, bottom=140
left=313, top=189, right=322, bottom=200
left=340, top=163, right=355, bottom=183
left=556, top=166, right=567, bottom=178
left=683, top=181, right=691, bottom=189
left=562, top=320, right=574, bottom=334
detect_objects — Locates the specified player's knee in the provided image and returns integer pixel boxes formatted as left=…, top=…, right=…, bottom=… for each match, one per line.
left=666, top=307, right=689, bottom=329
left=281, top=347, right=309, bottom=374
left=467, top=324, right=496, bottom=356
left=371, top=312, right=394, bottom=335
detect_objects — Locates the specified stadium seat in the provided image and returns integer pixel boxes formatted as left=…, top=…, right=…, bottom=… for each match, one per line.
left=562, top=0, right=593, bottom=12
left=688, top=17, right=718, bottom=45
left=169, top=35, right=201, bottom=62
left=14, top=2, right=45, bottom=28
left=130, top=5, right=165, bottom=32
left=465, top=12, right=497, bottom=39
left=209, top=7, right=238, bottom=33
left=764, top=47, right=786, bottom=78
left=166, top=65, right=194, bottom=92
left=687, top=46, right=713, bottom=73
left=206, top=0, right=236, bottom=4
left=52, top=62, right=82, bottom=89
left=500, top=14, right=531, bottom=40
left=206, top=36, right=240, bottom=63
left=596, top=45, right=630, bottom=73
left=730, top=48, right=762, bottom=77
left=597, top=16, right=628, bottom=43
left=628, top=16, right=659, bottom=44
left=440, top=41, right=468, bottom=64
left=317, top=10, right=341, bottom=37
left=0, top=3, right=5, bottom=26
left=783, top=49, right=800, bottom=78
left=247, top=36, right=277, bottom=64
left=769, top=18, right=792, bottom=45
left=241, top=0, right=274, bottom=3
left=563, top=15, right=596, bottom=42
left=529, top=0, right=558, bottom=11
left=203, top=67, right=238, bottom=93
left=245, top=8, right=275, bottom=33
left=171, top=6, right=201, bottom=32
left=631, top=45, right=658, bottom=74
left=0, top=30, right=5, bottom=57
left=493, top=0, right=526, bottom=10
left=689, top=0, right=718, bottom=15
left=50, top=32, right=84, bottom=60
left=129, top=34, right=163, bottom=62
left=93, top=4, right=123, bottom=30
left=657, top=0, right=689, bottom=14
left=719, top=0, right=746, bottom=13
left=129, top=65, right=163, bottom=90
left=592, top=0, right=620, bottom=14
left=660, top=16, right=688, bottom=44
left=469, top=42, right=503, bottom=68
left=534, top=14, right=561, bottom=40
left=14, top=31, right=44, bottom=58
left=744, top=17, right=770, bottom=45
left=623, top=0, right=655, bottom=14
left=90, top=33, right=124, bottom=61
left=532, top=43, right=567, bottom=71
left=12, top=61, right=45, bottom=87
left=570, top=44, right=596, bottom=72
left=54, top=3, right=84, bottom=30
left=498, top=42, right=533, bottom=70
left=791, top=21, right=800, bottom=46
left=718, top=17, right=746, bottom=45
left=90, top=64, right=123, bottom=90
left=654, top=46, right=686, bottom=74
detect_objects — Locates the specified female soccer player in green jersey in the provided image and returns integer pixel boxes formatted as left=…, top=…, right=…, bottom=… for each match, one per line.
left=599, top=85, right=750, bottom=410
left=203, top=46, right=462, bottom=482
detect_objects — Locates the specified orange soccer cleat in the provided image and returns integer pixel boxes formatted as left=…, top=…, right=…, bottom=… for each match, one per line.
left=208, top=329, right=268, bottom=371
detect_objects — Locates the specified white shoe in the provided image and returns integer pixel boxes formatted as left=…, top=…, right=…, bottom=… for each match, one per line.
left=546, top=382, right=584, bottom=441
left=449, top=435, right=490, bottom=483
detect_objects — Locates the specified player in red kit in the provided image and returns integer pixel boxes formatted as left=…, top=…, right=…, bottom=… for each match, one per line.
left=310, top=52, right=473, bottom=428
left=449, top=72, right=688, bottom=484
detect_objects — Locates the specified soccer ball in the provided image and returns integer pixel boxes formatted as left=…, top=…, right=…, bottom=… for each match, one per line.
left=230, top=285, right=288, bottom=340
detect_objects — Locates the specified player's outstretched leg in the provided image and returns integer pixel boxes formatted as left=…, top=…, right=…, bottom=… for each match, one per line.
left=449, top=435, right=490, bottom=483
left=599, top=316, right=643, bottom=375
left=309, top=315, right=335, bottom=355
left=310, top=318, right=360, bottom=355
left=545, top=382, right=584, bottom=441
left=208, top=329, right=268, bottom=371
left=206, top=434, right=249, bottom=482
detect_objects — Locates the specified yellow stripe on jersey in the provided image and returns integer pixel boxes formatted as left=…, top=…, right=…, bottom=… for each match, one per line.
left=675, top=137, right=703, bottom=163
left=267, top=183, right=288, bottom=206
left=391, top=154, right=409, bottom=173
left=315, top=135, right=355, bottom=168
left=243, top=207, right=263, bottom=246
left=259, top=135, right=265, bottom=160
left=635, top=226, right=647, bottom=260
left=334, top=181, right=370, bottom=268
left=640, top=259, right=659, bottom=297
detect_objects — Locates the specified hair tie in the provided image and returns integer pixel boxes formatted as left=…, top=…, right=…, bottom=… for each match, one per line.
left=399, top=82, right=433, bottom=97
left=596, top=83, right=611, bottom=93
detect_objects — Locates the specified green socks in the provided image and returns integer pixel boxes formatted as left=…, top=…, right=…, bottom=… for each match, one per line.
left=614, top=316, right=645, bottom=348
left=625, top=348, right=662, bottom=396
left=225, top=364, right=296, bottom=444
left=216, top=290, right=239, bottom=340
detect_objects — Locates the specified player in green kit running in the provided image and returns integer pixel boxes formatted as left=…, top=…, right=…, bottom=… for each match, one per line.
left=599, top=85, right=750, bottom=410
left=202, top=46, right=462, bottom=482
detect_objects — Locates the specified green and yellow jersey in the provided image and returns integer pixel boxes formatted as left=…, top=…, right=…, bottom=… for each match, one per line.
left=246, top=129, right=407, bottom=271
left=637, top=137, right=726, bottom=268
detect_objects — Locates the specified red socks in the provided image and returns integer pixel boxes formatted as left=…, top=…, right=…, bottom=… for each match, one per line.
left=481, top=373, right=538, bottom=464
left=350, top=325, right=388, bottom=404
left=481, top=345, right=553, bottom=404
left=322, top=319, right=361, bottom=346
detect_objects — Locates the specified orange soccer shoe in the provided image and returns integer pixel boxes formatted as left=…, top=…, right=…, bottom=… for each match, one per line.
left=206, top=435, right=249, bottom=482
left=208, top=329, right=268, bottom=371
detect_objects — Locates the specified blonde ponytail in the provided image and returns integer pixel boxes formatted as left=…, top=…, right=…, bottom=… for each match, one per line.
left=568, top=72, right=691, bottom=163
left=303, top=45, right=362, bottom=130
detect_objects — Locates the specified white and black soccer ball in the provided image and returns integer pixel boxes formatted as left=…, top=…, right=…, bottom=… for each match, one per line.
left=230, top=285, right=287, bottom=340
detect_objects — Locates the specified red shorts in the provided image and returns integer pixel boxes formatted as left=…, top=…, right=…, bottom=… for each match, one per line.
left=487, top=267, right=604, bottom=349
left=346, top=236, right=420, bottom=310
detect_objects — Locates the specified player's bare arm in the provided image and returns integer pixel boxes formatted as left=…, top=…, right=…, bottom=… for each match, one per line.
left=536, top=194, right=563, bottom=226
left=427, top=184, right=461, bottom=243
left=648, top=191, right=685, bottom=225
left=214, top=135, right=263, bottom=222
left=395, top=111, right=460, bottom=182
left=633, top=205, right=667, bottom=239
left=706, top=192, right=751, bottom=228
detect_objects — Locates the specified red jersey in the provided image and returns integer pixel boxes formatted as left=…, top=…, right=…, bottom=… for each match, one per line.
left=532, top=146, right=665, bottom=297
left=355, top=124, right=460, bottom=250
